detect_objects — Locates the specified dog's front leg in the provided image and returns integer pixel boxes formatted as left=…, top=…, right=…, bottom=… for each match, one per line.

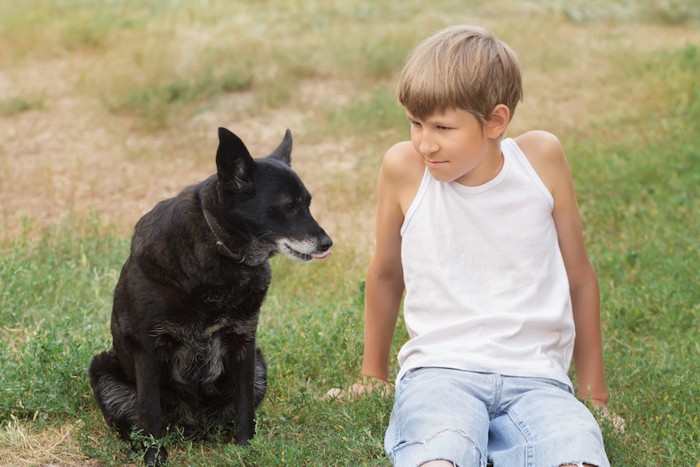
left=134, top=352, right=167, bottom=465
left=228, top=338, right=257, bottom=445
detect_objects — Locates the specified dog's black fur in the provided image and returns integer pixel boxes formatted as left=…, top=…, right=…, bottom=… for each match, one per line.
left=89, top=127, right=332, bottom=464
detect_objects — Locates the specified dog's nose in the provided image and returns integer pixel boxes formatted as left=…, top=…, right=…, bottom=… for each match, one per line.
left=319, top=234, right=333, bottom=252
left=310, top=234, right=333, bottom=260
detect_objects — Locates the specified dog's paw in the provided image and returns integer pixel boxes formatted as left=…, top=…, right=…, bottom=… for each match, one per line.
left=143, top=446, right=168, bottom=466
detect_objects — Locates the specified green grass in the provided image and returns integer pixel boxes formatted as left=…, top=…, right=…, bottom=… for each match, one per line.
left=568, top=44, right=700, bottom=463
left=2, top=1, right=700, bottom=465
left=0, top=220, right=397, bottom=464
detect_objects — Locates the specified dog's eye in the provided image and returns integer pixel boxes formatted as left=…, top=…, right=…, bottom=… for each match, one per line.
left=278, top=195, right=292, bottom=204
left=273, top=199, right=298, bottom=215
left=281, top=196, right=305, bottom=208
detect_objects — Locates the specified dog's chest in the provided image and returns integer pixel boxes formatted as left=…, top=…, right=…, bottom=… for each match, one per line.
left=156, top=315, right=257, bottom=385
left=154, top=285, right=262, bottom=385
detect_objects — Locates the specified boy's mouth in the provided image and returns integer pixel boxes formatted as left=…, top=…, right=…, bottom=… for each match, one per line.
left=426, top=159, right=447, bottom=167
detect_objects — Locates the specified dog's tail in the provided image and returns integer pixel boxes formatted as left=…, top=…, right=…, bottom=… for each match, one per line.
left=88, top=348, right=137, bottom=438
left=254, top=347, right=267, bottom=408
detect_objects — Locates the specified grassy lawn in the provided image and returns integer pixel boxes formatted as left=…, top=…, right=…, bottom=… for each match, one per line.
left=1, top=1, right=699, bottom=465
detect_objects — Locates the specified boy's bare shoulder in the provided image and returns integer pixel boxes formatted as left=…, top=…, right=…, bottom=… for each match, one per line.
left=384, top=141, right=419, bottom=165
left=515, top=130, right=565, bottom=163
left=514, top=131, right=569, bottom=194
left=381, top=141, right=424, bottom=181
left=378, top=141, right=424, bottom=214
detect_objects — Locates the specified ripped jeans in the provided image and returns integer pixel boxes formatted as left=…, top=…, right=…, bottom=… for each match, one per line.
left=384, top=368, right=609, bottom=467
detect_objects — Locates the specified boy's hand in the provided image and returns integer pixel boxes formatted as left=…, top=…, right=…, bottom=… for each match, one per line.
left=325, top=377, right=393, bottom=400
left=586, top=397, right=625, bottom=434
left=594, top=406, right=626, bottom=434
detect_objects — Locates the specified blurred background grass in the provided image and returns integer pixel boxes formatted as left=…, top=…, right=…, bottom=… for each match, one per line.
left=1, top=0, right=699, bottom=464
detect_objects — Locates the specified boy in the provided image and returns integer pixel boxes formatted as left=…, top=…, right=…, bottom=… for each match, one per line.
left=340, top=25, right=612, bottom=466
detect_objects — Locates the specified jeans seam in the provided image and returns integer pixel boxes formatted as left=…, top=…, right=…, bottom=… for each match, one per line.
left=492, top=374, right=503, bottom=412
left=504, top=409, right=535, bottom=466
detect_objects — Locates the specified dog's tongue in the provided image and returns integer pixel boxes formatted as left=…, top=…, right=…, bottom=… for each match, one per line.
left=311, top=250, right=332, bottom=260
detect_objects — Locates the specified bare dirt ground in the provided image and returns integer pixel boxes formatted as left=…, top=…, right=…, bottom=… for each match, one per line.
left=0, top=57, right=357, bottom=243
left=3, top=20, right=699, bottom=251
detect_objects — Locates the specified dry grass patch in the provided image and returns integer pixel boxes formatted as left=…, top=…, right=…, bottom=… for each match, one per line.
left=0, top=419, right=95, bottom=466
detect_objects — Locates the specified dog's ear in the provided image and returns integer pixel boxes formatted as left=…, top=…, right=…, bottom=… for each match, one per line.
left=216, top=127, right=256, bottom=193
left=266, top=129, right=292, bottom=167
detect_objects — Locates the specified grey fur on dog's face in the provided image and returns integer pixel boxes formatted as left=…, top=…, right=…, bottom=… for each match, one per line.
left=277, top=237, right=332, bottom=262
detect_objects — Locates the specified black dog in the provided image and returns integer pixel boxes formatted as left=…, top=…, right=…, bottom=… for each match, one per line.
left=89, top=127, right=332, bottom=464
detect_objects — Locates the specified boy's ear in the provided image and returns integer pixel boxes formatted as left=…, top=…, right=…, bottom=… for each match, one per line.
left=216, top=127, right=256, bottom=193
left=486, top=104, right=510, bottom=139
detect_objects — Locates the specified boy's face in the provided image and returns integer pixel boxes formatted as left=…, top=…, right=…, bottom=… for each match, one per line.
left=407, top=107, right=502, bottom=186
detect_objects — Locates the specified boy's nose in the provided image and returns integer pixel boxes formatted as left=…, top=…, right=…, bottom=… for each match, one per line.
left=418, top=133, right=439, bottom=156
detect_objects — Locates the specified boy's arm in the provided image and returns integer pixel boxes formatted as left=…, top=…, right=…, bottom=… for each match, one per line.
left=361, top=146, right=408, bottom=384
left=325, top=143, right=420, bottom=399
left=517, top=131, right=609, bottom=407
left=360, top=259, right=403, bottom=383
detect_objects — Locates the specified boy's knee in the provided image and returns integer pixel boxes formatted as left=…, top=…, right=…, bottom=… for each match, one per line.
left=421, top=461, right=456, bottom=467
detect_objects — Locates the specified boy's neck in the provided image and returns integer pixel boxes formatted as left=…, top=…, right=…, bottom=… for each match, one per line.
left=455, top=140, right=504, bottom=187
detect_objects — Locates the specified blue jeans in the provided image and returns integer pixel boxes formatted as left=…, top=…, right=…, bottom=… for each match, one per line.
left=384, top=368, right=609, bottom=467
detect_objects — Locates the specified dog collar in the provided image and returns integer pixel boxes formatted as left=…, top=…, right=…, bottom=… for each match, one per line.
left=202, top=209, right=246, bottom=263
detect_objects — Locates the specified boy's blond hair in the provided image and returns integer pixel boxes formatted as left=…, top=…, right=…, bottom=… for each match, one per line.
left=398, top=25, right=523, bottom=125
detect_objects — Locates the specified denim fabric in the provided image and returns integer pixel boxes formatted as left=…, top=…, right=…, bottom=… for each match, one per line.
left=384, top=368, right=609, bottom=467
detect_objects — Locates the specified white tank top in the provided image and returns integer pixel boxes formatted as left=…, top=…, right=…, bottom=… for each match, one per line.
left=398, top=138, right=575, bottom=388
